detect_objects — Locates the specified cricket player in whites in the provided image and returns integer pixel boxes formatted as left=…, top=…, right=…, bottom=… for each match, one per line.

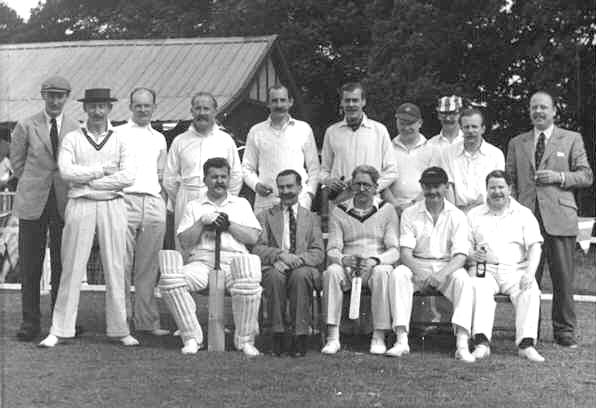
left=159, top=157, right=263, bottom=356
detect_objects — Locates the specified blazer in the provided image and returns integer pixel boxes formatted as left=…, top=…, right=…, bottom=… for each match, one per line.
left=506, top=126, right=593, bottom=236
left=10, top=111, right=80, bottom=220
left=252, top=204, right=324, bottom=269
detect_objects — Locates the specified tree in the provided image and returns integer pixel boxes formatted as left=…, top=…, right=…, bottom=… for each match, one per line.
left=0, top=1, right=24, bottom=43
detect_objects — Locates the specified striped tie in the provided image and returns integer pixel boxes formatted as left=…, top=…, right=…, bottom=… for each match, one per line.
left=535, top=132, right=546, bottom=168
left=288, top=206, right=297, bottom=253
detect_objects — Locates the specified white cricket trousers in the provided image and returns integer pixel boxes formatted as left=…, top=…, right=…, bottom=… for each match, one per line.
left=124, top=193, right=166, bottom=331
left=323, top=264, right=394, bottom=330
left=50, top=197, right=130, bottom=338
left=472, top=264, right=541, bottom=345
left=389, top=262, right=474, bottom=334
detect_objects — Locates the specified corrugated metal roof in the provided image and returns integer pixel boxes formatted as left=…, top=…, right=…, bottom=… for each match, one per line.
left=0, top=36, right=278, bottom=123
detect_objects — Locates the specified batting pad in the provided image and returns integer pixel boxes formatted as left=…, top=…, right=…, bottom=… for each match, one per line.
left=161, top=280, right=203, bottom=344
left=230, top=288, right=262, bottom=349
left=230, top=254, right=262, bottom=282
left=159, top=250, right=184, bottom=275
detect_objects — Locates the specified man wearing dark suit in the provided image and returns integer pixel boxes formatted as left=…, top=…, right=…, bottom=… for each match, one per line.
left=506, top=91, right=593, bottom=348
left=252, top=169, right=324, bottom=356
left=10, top=76, right=80, bottom=341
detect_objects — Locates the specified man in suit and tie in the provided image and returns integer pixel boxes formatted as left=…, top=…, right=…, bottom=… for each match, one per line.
left=10, top=76, right=80, bottom=341
left=506, top=91, right=593, bottom=348
left=252, top=169, right=324, bottom=356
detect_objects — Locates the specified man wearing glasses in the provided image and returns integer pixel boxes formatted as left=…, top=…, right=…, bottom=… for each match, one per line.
left=321, top=165, right=399, bottom=355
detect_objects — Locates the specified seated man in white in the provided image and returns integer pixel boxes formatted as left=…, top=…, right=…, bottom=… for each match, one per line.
left=468, top=169, right=544, bottom=362
left=321, top=165, right=399, bottom=355
left=158, top=157, right=263, bottom=356
left=389, top=167, right=476, bottom=362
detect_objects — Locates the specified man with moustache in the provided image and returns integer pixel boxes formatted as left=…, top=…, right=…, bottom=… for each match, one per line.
left=389, top=167, right=475, bottom=362
left=428, top=95, right=464, bottom=148
left=10, top=76, right=80, bottom=341
left=506, top=91, right=593, bottom=348
left=163, top=92, right=242, bottom=240
left=468, top=170, right=545, bottom=362
left=383, top=103, right=436, bottom=216
left=321, top=165, right=399, bottom=355
left=320, top=82, right=397, bottom=201
left=40, top=88, right=137, bottom=347
left=158, top=157, right=263, bottom=356
left=116, top=88, right=168, bottom=336
left=242, top=85, right=320, bottom=213
left=252, top=169, right=324, bottom=356
left=439, top=108, right=504, bottom=212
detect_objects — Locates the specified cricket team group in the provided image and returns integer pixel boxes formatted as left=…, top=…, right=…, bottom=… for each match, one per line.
left=12, top=76, right=593, bottom=363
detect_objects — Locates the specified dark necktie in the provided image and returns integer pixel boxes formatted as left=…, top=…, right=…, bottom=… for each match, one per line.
left=288, top=205, right=297, bottom=253
left=535, top=132, right=545, bottom=168
left=50, top=118, right=59, bottom=160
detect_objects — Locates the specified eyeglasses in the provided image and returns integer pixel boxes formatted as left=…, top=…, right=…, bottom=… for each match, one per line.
left=350, top=182, right=376, bottom=191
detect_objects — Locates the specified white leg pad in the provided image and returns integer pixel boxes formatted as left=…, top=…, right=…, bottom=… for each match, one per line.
left=230, top=254, right=262, bottom=281
left=159, top=275, right=203, bottom=345
left=230, top=287, right=262, bottom=350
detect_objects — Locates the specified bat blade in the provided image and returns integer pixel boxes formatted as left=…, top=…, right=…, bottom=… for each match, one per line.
left=348, top=276, right=362, bottom=320
left=208, top=267, right=225, bottom=351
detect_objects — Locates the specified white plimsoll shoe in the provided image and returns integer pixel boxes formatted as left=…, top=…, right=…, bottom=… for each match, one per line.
left=120, top=335, right=140, bottom=347
left=321, top=340, right=341, bottom=355
left=369, top=338, right=387, bottom=355
left=39, top=334, right=59, bottom=348
left=241, top=343, right=261, bottom=357
left=173, top=330, right=180, bottom=336
left=472, top=344, right=490, bottom=360
left=518, top=346, right=545, bottom=362
left=455, top=348, right=476, bottom=363
left=386, top=342, right=410, bottom=357
left=181, top=338, right=201, bottom=354
left=150, top=328, right=170, bottom=336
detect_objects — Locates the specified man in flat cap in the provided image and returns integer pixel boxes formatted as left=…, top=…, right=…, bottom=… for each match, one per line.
left=428, top=95, right=464, bottom=148
left=40, top=88, right=138, bottom=347
left=389, top=167, right=476, bottom=362
left=383, top=103, right=437, bottom=216
left=10, top=76, right=80, bottom=341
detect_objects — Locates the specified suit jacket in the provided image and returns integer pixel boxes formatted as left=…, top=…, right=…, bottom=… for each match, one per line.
left=252, top=204, right=324, bottom=269
left=506, top=126, right=593, bottom=236
left=10, top=111, right=80, bottom=220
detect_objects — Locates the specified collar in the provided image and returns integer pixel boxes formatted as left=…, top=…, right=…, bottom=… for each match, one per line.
left=480, top=197, right=522, bottom=216
left=393, top=133, right=427, bottom=150
left=533, top=124, right=554, bottom=142
left=189, top=123, right=215, bottom=137
left=199, top=192, right=234, bottom=207
left=281, top=202, right=299, bottom=214
left=43, top=110, right=64, bottom=126
left=127, top=118, right=156, bottom=132
left=267, top=115, right=295, bottom=129
left=437, top=128, right=464, bottom=142
left=416, top=198, right=457, bottom=215
left=457, top=139, right=488, bottom=156
left=339, top=113, right=371, bottom=130
left=342, top=197, right=379, bottom=212
left=81, top=120, right=114, bottom=137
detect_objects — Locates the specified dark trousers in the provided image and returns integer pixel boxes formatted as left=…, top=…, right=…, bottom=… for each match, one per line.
left=19, top=188, right=63, bottom=331
left=261, top=266, right=319, bottom=336
left=535, top=208, right=577, bottom=337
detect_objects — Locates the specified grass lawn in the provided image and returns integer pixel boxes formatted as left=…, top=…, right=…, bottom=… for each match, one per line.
left=2, top=289, right=595, bottom=408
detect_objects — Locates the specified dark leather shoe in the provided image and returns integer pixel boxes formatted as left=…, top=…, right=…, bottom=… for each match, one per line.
left=272, top=333, right=284, bottom=356
left=292, top=335, right=308, bottom=357
left=75, top=325, right=85, bottom=337
left=16, top=327, right=40, bottom=342
left=555, top=335, right=578, bottom=348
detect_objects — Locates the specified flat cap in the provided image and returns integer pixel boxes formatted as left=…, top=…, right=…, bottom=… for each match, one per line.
left=436, top=95, right=462, bottom=113
left=41, top=76, right=71, bottom=93
left=396, top=102, right=422, bottom=122
left=419, top=166, right=449, bottom=185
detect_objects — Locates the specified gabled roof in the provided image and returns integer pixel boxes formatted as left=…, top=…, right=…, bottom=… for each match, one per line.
left=0, top=35, right=283, bottom=123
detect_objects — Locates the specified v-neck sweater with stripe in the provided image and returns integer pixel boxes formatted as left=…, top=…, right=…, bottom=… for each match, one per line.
left=58, top=125, right=134, bottom=200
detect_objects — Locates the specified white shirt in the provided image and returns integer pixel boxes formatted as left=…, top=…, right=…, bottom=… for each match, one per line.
left=428, top=129, right=464, bottom=148
left=389, top=134, right=437, bottom=206
left=400, top=199, right=470, bottom=260
left=117, top=120, right=167, bottom=197
left=440, top=139, right=505, bottom=210
left=43, top=110, right=64, bottom=134
left=242, top=116, right=320, bottom=196
left=177, top=194, right=261, bottom=262
left=533, top=124, right=554, bottom=147
left=320, top=113, right=398, bottom=191
left=163, top=124, right=242, bottom=201
left=281, top=202, right=299, bottom=251
left=467, top=198, right=543, bottom=267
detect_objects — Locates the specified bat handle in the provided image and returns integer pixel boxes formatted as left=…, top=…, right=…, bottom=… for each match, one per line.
left=214, top=229, right=221, bottom=270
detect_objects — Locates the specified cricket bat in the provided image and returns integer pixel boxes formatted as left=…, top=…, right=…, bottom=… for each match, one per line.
left=208, top=229, right=225, bottom=351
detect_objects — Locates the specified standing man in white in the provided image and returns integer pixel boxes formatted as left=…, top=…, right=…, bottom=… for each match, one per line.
left=468, top=170, right=545, bottom=362
left=40, top=88, right=137, bottom=347
left=163, top=92, right=242, bottom=240
left=428, top=95, right=464, bottom=148
left=242, top=84, right=320, bottom=213
left=117, top=88, right=169, bottom=336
